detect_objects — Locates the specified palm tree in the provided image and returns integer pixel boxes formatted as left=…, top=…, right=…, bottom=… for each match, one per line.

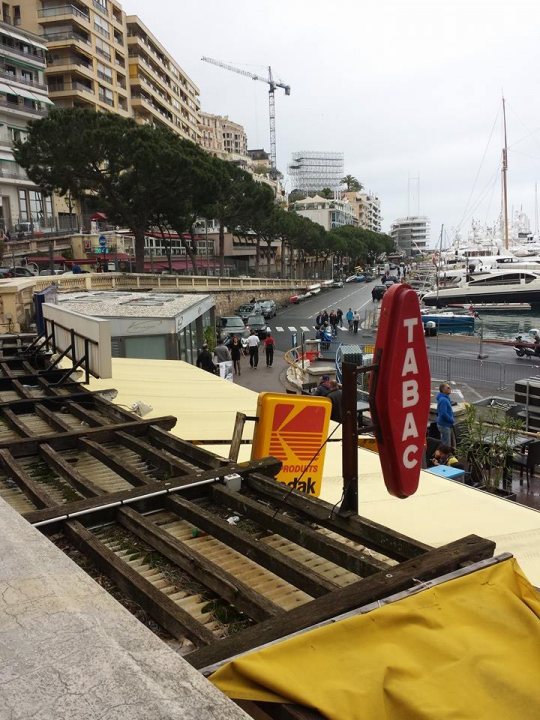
left=342, top=175, right=363, bottom=192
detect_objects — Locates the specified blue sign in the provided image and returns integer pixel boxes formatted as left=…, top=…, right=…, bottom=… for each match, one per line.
left=98, top=234, right=107, bottom=247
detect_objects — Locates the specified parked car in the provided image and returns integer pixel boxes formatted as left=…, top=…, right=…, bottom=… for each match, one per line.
left=39, top=268, right=65, bottom=276
left=217, top=316, right=247, bottom=340
left=363, top=273, right=374, bottom=283
left=7, top=266, right=36, bottom=277
left=345, top=274, right=365, bottom=283
left=372, top=284, right=388, bottom=301
left=330, top=279, right=344, bottom=288
left=235, top=302, right=262, bottom=322
left=0, top=267, right=14, bottom=278
left=256, top=299, right=277, bottom=319
left=246, top=314, right=269, bottom=340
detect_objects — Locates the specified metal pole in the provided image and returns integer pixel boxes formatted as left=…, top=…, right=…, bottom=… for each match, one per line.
left=340, top=361, right=358, bottom=515
left=478, top=318, right=488, bottom=359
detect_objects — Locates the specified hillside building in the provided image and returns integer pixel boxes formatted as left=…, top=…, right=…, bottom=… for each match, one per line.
left=343, top=190, right=382, bottom=233
left=391, top=216, right=430, bottom=255
left=198, top=112, right=248, bottom=166
left=291, top=194, right=357, bottom=232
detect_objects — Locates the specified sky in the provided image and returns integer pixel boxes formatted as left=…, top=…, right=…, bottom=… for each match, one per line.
left=124, top=0, right=540, bottom=246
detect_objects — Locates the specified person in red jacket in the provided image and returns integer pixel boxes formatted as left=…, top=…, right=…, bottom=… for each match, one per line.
left=264, top=332, right=275, bottom=367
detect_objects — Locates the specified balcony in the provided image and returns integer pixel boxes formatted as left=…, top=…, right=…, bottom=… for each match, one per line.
left=48, top=80, right=94, bottom=95
left=42, top=31, right=90, bottom=46
left=0, top=41, right=46, bottom=63
left=38, top=5, right=90, bottom=23
left=0, top=69, right=48, bottom=91
left=47, top=55, right=93, bottom=77
left=0, top=96, right=47, bottom=116
left=98, top=93, right=114, bottom=107
left=96, top=69, right=112, bottom=84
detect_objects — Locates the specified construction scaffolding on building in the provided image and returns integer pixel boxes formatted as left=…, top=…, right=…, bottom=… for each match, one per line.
left=288, top=151, right=344, bottom=192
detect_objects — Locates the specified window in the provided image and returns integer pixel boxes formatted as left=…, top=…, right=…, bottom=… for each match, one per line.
left=21, top=69, right=33, bottom=83
left=95, top=37, right=111, bottom=60
left=97, top=62, right=112, bottom=82
left=94, top=14, right=110, bottom=37
left=9, top=127, right=27, bottom=142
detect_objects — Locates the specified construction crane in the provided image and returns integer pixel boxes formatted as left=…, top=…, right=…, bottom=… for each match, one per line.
left=201, top=56, right=290, bottom=177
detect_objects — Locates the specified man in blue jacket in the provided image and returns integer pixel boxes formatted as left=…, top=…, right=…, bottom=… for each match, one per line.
left=436, top=382, right=455, bottom=447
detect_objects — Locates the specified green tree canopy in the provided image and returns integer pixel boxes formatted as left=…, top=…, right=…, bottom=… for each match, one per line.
left=341, top=175, right=363, bottom=192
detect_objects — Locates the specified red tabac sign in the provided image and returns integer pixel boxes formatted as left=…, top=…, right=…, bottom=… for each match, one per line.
left=371, top=283, right=431, bottom=498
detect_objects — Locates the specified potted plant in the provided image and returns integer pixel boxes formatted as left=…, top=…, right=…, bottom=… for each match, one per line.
left=457, top=404, right=522, bottom=499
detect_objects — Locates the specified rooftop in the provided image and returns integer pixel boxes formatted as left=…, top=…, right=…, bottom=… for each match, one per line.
left=55, top=290, right=212, bottom=319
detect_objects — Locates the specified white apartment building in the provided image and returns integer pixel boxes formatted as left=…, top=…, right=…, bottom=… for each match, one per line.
left=292, top=194, right=358, bottom=232
left=391, top=216, right=430, bottom=256
left=343, top=190, right=382, bottom=233
left=0, top=21, right=55, bottom=232
left=288, top=151, right=344, bottom=193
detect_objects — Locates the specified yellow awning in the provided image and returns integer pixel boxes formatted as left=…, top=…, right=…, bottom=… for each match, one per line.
left=211, top=558, right=540, bottom=719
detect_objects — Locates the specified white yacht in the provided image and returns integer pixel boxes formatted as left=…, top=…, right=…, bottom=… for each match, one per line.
left=422, top=269, right=540, bottom=309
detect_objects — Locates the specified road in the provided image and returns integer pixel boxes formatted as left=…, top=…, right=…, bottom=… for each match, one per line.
left=268, top=282, right=540, bottom=398
left=270, top=281, right=375, bottom=352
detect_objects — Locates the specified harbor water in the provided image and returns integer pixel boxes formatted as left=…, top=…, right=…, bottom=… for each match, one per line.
left=476, top=310, right=539, bottom=340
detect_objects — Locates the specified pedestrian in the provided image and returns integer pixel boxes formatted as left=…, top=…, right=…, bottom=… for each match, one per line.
left=345, top=308, right=354, bottom=331
left=316, top=310, right=324, bottom=327
left=312, top=375, right=332, bottom=397
left=230, top=335, right=242, bottom=376
left=321, top=309, right=329, bottom=324
left=247, top=330, right=260, bottom=368
left=430, top=444, right=463, bottom=469
left=213, top=338, right=231, bottom=364
left=436, top=382, right=455, bottom=447
left=336, top=308, right=343, bottom=327
left=353, top=310, right=360, bottom=334
left=72, top=262, right=82, bottom=274
left=264, top=332, right=275, bottom=367
left=196, top=343, right=216, bottom=374
left=329, top=311, right=338, bottom=336
left=326, top=380, right=343, bottom=422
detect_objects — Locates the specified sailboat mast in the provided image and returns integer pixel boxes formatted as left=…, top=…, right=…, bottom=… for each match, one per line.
left=502, top=96, right=509, bottom=250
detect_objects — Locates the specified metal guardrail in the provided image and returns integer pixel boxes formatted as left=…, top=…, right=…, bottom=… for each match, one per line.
left=428, top=352, right=539, bottom=391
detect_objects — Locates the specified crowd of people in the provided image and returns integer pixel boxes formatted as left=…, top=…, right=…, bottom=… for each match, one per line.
left=315, top=307, right=362, bottom=342
left=196, top=328, right=276, bottom=378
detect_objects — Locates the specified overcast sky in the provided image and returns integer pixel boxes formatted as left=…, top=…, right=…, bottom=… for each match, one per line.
left=124, top=0, right=540, bottom=246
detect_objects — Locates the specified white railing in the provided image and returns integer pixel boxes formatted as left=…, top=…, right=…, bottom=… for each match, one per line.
left=33, top=272, right=306, bottom=293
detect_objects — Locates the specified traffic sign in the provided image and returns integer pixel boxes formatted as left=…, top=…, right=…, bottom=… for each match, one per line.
left=98, top=234, right=107, bottom=247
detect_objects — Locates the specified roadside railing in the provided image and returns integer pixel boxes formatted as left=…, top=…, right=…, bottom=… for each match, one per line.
left=33, top=272, right=307, bottom=293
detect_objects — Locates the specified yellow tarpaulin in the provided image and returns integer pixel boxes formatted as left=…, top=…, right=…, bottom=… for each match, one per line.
left=211, top=559, right=540, bottom=719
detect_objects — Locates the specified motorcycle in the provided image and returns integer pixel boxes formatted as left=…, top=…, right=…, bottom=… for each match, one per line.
left=514, top=334, right=540, bottom=358
left=316, top=324, right=333, bottom=350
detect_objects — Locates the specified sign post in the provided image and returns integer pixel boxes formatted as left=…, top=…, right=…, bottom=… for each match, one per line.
left=98, top=234, right=107, bottom=271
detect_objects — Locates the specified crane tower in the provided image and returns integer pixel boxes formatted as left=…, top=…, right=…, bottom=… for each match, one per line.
left=201, top=56, right=290, bottom=177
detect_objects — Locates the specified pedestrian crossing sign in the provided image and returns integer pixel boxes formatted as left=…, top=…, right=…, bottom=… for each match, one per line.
left=251, top=392, right=331, bottom=497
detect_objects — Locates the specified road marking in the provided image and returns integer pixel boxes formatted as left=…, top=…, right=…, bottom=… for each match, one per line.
left=288, top=326, right=297, bottom=332
left=275, top=326, right=284, bottom=332
left=300, top=326, right=310, bottom=331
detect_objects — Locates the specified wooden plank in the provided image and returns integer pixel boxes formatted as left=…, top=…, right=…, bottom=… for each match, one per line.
left=212, top=485, right=389, bottom=577
left=0, top=361, right=14, bottom=378
left=79, top=438, right=152, bottom=487
left=1, top=407, right=34, bottom=437
left=4, top=416, right=178, bottom=456
left=63, top=520, right=215, bottom=647
left=149, top=426, right=226, bottom=470
left=0, top=448, right=53, bottom=509
left=187, top=534, right=496, bottom=670
left=35, top=405, right=73, bottom=432
left=165, top=494, right=338, bottom=598
left=116, top=431, right=196, bottom=476
left=245, top=474, right=430, bottom=561
left=11, top=379, right=34, bottom=399
left=66, top=401, right=109, bottom=427
left=23, top=459, right=280, bottom=528
left=119, top=507, right=281, bottom=622
left=39, top=444, right=103, bottom=498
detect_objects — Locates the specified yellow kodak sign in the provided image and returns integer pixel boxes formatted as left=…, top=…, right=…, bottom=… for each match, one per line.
left=251, top=392, right=331, bottom=497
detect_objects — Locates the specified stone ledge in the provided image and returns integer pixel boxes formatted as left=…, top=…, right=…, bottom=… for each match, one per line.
left=0, top=499, right=249, bottom=720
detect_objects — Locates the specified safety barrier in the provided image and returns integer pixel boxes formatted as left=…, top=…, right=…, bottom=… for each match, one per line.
left=428, top=352, right=537, bottom=390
